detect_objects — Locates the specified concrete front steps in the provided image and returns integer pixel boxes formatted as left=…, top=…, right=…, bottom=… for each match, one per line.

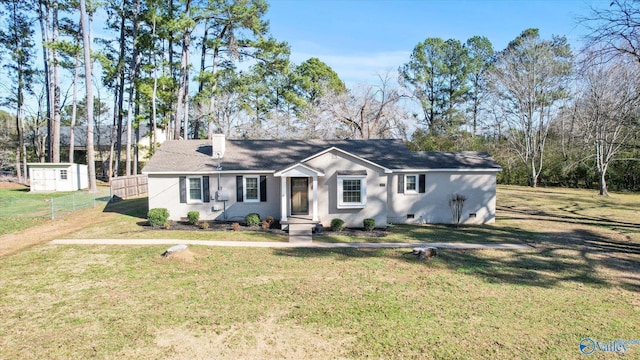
left=286, top=222, right=315, bottom=242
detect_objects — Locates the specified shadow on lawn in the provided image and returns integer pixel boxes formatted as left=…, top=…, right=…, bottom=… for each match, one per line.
left=103, top=197, right=148, bottom=218
left=498, top=204, right=640, bottom=234
left=274, top=225, right=640, bottom=292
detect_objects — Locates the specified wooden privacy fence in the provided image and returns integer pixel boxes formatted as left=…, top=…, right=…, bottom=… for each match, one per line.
left=111, top=175, right=148, bottom=200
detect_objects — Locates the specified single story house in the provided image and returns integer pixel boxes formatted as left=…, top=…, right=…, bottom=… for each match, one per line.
left=142, top=135, right=502, bottom=228
left=28, top=163, right=89, bottom=192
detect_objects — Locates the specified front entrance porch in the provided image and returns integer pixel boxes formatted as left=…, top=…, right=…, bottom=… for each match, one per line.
left=274, top=164, right=325, bottom=242
left=274, top=163, right=325, bottom=225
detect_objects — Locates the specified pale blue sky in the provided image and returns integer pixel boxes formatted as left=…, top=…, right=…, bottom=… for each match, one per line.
left=265, top=0, right=602, bottom=85
left=0, top=0, right=607, bottom=116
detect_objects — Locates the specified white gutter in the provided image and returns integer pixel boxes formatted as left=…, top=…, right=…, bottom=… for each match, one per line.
left=142, top=170, right=276, bottom=175
left=391, top=168, right=502, bottom=173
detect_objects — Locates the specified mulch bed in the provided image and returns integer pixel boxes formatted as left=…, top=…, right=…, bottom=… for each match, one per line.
left=159, top=220, right=389, bottom=237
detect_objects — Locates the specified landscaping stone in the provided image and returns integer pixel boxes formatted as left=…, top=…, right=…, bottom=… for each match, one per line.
left=162, top=244, right=188, bottom=257
left=412, top=247, right=438, bottom=259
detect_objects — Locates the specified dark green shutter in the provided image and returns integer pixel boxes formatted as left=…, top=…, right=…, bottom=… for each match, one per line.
left=179, top=177, right=186, bottom=203
left=397, top=175, right=404, bottom=193
left=203, top=176, right=210, bottom=203
left=419, top=174, right=426, bottom=193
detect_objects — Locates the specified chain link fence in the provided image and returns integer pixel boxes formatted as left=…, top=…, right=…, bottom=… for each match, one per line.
left=0, top=187, right=113, bottom=220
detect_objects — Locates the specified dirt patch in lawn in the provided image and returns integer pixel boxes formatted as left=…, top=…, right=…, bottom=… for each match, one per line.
left=159, top=248, right=199, bottom=263
left=0, top=180, right=25, bottom=189
left=153, top=313, right=353, bottom=359
left=0, top=205, right=117, bottom=258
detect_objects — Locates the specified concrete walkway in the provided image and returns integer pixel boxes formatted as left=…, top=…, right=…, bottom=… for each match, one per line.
left=49, top=238, right=532, bottom=250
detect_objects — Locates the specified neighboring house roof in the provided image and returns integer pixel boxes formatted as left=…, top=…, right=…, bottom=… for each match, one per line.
left=39, top=125, right=152, bottom=148
left=142, top=139, right=502, bottom=174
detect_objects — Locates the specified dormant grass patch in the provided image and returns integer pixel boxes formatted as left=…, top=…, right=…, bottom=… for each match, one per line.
left=0, top=185, right=638, bottom=358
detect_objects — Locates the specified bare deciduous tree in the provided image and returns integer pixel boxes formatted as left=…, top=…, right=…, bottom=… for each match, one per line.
left=582, top=0, right=640, bottom=62
left=488, top=28, right=572, bottom=187
left=572, top=56, right=640, bottom=196
left=328, top=73, right=409, bottom=140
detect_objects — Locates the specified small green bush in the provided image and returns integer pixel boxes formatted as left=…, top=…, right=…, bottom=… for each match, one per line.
left=330, top=218, right=345, bottom=232
left=187, top=211, right=200, bottom=225
left=148, top=208, right=169, bottom=227
left=245, top=213, right=260, bottom=226
left=363, top=218, right=375, bottom=231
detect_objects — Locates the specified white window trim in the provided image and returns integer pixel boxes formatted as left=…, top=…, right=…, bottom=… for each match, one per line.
left=187, top=176, right=203, bottom=204
left=405, top=175, right=418, bottom=194
left=243, top=176, right=260, bottom=203
left=59, top=169, right=68, bottom=180
left=337, top=175, right=367, bottom=209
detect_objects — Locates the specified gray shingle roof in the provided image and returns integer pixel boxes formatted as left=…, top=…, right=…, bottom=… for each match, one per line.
left=141, top=139, right=502, bottom=173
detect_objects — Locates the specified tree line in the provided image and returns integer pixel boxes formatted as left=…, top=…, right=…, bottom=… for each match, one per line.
left=1, top=0, right=639, bottom=195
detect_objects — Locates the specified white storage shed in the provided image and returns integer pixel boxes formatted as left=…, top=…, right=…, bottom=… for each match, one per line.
left=28, top=163, right=89, bottom=192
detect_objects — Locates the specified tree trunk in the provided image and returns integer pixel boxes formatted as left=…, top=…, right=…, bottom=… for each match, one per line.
left=69, top=49, right=79, bottom=163
left=125, top=0, right=141, bottom=176
left=15, top=90, right=23, bottom=183
left=598, top=170, right=609, bottom=196
left=37, top=0, right=52, bottom=163
left=108, top=89, right=118, bottom=179
left=134, top=95, right=140, bottom=174
left=80, top=0, right=96, bottom=192
left=175, top=4, right=191, bottom=141
left=151, top=10, right=158, bottom=154
left=51, top=0, right=61, bottom=163
left=168, top=0, right=175, bottom=140
left=115, top=9, right=126, bottom=176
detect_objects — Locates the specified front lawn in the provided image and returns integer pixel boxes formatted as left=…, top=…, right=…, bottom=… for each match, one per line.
left=0, top=185, right=638, bottom=358
left=0, top=243, right=637, bottom=359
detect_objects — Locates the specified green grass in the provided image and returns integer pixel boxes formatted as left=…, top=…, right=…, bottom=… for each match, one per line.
left=317, top=223, right=532, bottom=244
left=0, top=185, right=112, bottom=236
left=0, top=185, right=639, bottom=358
left=0, top=244, right=637, bottom=359
left=0, top=217, right=49, bottom=235
left=0, top=186, right=71, bottom=235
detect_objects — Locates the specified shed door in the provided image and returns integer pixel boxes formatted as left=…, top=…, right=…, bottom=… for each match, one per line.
left=291, top=178, right=309, bottom=215
left=32, top=169, right=57, bottom=191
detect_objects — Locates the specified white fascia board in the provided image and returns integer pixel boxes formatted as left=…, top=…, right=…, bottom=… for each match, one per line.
left=301, top=147, right=393, bottom=174
left=142, top=170, right=275, bottom=175
left=391, top=168, right=503, bottom=173
left=274, top=163, right=325, bottom=177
